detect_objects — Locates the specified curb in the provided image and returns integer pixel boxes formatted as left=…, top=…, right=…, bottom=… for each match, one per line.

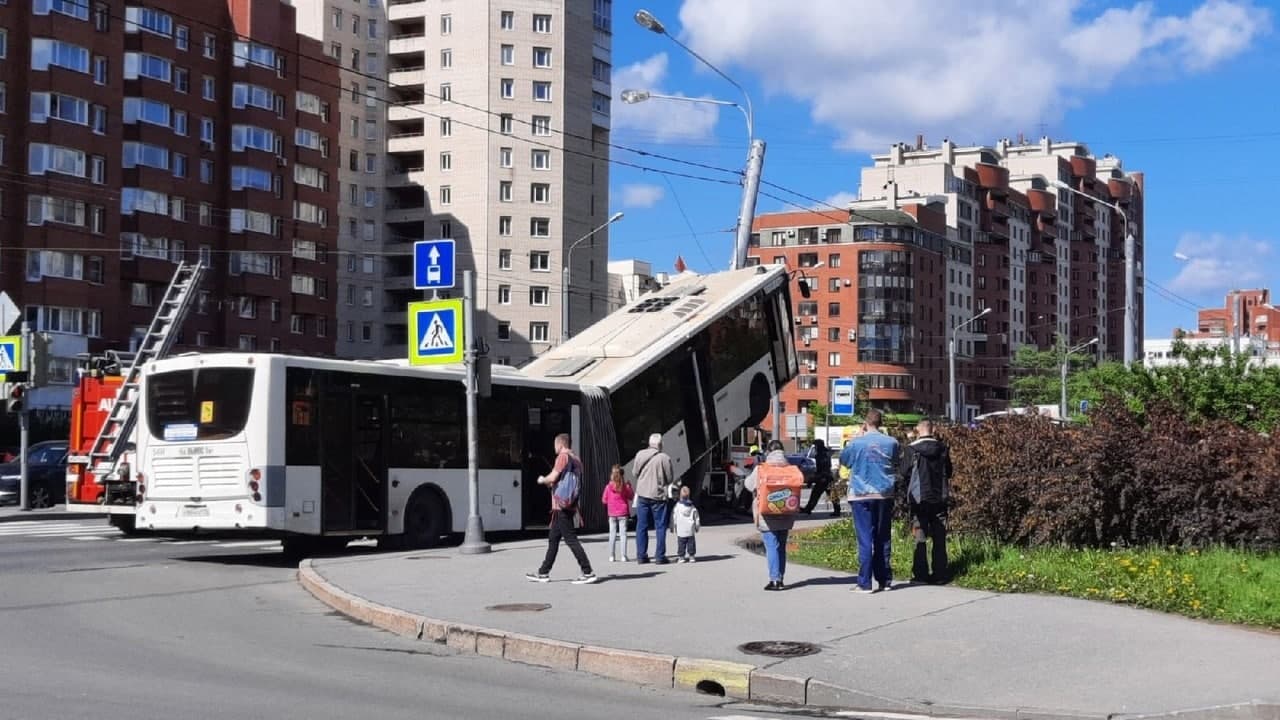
left=0, top=510, right=108, bottom=524
left=297, top=559, right=1280, bottom=720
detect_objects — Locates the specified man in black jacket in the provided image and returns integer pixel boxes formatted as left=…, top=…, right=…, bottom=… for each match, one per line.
left=900, top=420, right=953, bottom=584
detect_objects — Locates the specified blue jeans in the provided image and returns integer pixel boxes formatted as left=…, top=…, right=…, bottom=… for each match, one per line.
left=634, top=498, right=668, bottom=561
left=607, top=516, right=628, bottom=559
left=851, top=498, right=894, bottom=589
left=761, top=529, right=789, bottom=582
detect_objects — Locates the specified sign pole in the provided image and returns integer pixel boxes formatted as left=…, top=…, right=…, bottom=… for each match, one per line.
left=459, top=270, right=490, bottom=555
left=18, top=321, right=31, bottom=512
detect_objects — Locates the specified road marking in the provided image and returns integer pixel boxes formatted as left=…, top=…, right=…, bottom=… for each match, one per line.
left=213, top=541, right=281, bottom=549
left=116, top=537, right=159, bottom=543
left=70, top=535, right=111, bottom=541
left=167, top=540, right=218, bottom=545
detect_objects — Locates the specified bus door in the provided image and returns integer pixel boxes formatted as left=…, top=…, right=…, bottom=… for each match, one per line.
left=521, top=396, right=572, bottom=528
left=320, top=388, right=388, bottom=534
left=677, top=341, right=718, bottom=477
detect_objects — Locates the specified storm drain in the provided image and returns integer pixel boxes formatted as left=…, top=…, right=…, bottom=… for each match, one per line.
left=486, top=603, right=552, bottom=612
left=737, top=640, right=821, bottom=658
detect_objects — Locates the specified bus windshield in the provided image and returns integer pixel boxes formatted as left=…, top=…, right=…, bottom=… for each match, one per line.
left=146, top=368, right=255, bottom=441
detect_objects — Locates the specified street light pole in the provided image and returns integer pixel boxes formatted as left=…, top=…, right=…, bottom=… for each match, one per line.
left=1061, top=337, right=1099, bottom=420
left=1053, top=180, right=1136, bottom=366
left=562, top=212, right=624, bottom=343
left=949, top=308, right=991, bottom=423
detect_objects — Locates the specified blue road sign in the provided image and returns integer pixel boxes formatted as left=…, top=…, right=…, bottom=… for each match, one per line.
left=0, top=335, right=23, bottom=381
left=1080, top=399, right=1090, bottom=413
left=831, top=377, right=855, bottom=416
left=408, top=299, right=464, bottom=365
left=414, top=239, right=456, bottom=290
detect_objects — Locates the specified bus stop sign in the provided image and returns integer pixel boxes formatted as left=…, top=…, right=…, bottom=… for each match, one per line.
left=831, top=377, right=855, bottom=416
left=408, top=299, right=465, bottom=365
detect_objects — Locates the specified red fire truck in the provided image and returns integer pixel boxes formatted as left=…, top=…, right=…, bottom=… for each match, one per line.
left=65, top=352, right=139, bottom=532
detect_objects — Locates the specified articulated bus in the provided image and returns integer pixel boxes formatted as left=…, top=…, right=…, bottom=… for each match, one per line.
left=133, top=265, right=797, bottom=552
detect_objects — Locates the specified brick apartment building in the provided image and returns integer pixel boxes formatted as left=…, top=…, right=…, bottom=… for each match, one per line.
left=754, top=136, right=1145, bottom=422
left=1184, top=288, right=1280, bottom=355
left=1, top=0, right=339, bottom=392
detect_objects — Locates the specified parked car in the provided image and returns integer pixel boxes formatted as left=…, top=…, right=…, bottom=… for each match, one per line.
left=783, top=450, right=818, bottom=486
left=0, top=441, right=70, bottom=508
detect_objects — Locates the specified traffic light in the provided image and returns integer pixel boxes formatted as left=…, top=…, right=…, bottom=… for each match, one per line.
left=5, top=384, right=23, bottom=414
left=29, top=333, right=49, bottom=388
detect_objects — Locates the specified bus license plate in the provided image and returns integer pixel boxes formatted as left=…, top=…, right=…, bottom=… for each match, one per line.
left=182, top=505, right=210, bottom=518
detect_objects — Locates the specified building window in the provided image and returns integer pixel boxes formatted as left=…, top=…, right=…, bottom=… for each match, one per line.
left=533, top=47, right=552, bottom=68
left=500, top=114, right=513, bottom=135
left=531, top=150, right=550, bottom=170
left=440, top=14, right=452, bottom=34
left=291, top=315, right=305, bottom=335
left=365, top=153, right=377, bottom=173
left=532, top=116, right=551, bottom=136
left=531, top=183, right=550, bottom=204
left=361, top=323, right=373, bottom=342
left=202, top=76, right=215, bottom=101
left=499, top=181, right=512, bottom=202
left=498, top=285, right=511, bottom=305
left=440, top=49, right=452, bottom=68
left=829, top=253, right=842, bottom=268
left=498, top=216, right=512, bottom=236
left=530, top=322, right=549, bottom=343
left=368, top=18, right=378, bottom=38
left=499, top=147, right=513, bottom=167
left=532, top=81, right=552, bottom=102
left=533, top=14, right=552, bottom=33
left=31, top=39, right=91, bottom=74
left=173, top=67, right=189, bottom=93
left=828, top=352, right=841, bottom=366
left=501, top=44, right=514, bottom=65
left=500, top=78, right=515, bottom=99
left=530, top=287, right=550, bottom=306
left=440, top=152, right=452, bottom=171
left=440, top=186, right=451, bottom=205
left=497, top=322, right=511, bottom=341
left=331, top=8, right=343, bottom=30
left=176, top=25, right=189, bottom=50
left=498, top=249, right=512, bottom=270
left=530, top=218, right=549, bottom=237
left=440, top=117, right=452, bottom=137
left=38, top=0, right=91, bottom=21
left=500, top=11, right=514, bottom=30
left=203, top=33, right=216, bottom=58
left=530, top=251, right=550, bottom=272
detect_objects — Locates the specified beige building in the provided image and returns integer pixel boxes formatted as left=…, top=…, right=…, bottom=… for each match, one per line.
left=294, top=0, right=391, bottom=357
left=606, top=259, right=664, bottom=311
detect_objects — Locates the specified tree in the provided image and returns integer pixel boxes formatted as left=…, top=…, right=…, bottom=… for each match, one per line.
left=1009, top=344, right=1095, bottom=409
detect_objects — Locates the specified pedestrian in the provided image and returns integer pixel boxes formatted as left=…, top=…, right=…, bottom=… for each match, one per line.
left=839, top=410, right=900, bottom=593
left=631, top=433, right=675, bottom=565
left=745, top=440, right=799, bottom=591
left=526, top=433, right=598, bottom=585
left=671, top=485, right=701, bottom=562
left=800, top=439, right=839, bottom=517
left=901, top=420, right=953, bottom=584
left=601, top=464, right=634, bottom=563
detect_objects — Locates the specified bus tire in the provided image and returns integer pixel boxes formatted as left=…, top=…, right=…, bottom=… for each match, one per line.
left=109, top=514, right=139, bottom=536
left=402, top=486, right=448, bottom=549
left=746, top=373, right=772, bottom=428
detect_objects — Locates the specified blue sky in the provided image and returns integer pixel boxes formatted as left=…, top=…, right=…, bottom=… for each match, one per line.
left=604, top=0, right=1279, bottom=338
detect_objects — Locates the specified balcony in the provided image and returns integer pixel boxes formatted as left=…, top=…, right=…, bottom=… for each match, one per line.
left=388, top=131, right=426, bottom=153
left=388, top=0, right=428, bottom=22
left=975, top=163, right=1009, bottom=194
left=388, top=102, right=430, bottom=123
left=385, top=167, right=429, bottom=188
left=1028, top=251, right=1054, bottom=265
left=385, top=205, right=427, bottom=224
left=1069, top=156, right=1097, bottom=182
left=1027, top=188, right=1057, bottom=217
left=388, top=66, right=427, bottom=89
left=388, top=34, right=428, bottom=55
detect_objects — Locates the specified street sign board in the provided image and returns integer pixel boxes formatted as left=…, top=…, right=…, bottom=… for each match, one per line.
left=831, top=377, right=855, bottom=416
left=408, top=299, right=465, bottom=365
left=785, top=413, right=807, bottom=438
left=0, top=292, right=19, bottom=335
left=1080, top=399, right=1090, bottom=413
left=0, top=334, right=23, bottom=383
left=414, top=239, right=456, bottom=290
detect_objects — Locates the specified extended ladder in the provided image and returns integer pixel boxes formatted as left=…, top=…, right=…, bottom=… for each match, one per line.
left=75, top=262, right=206, bottom=485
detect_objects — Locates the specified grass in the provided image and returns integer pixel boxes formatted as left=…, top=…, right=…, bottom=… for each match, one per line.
left=788, top=519, right=1280, bottom=629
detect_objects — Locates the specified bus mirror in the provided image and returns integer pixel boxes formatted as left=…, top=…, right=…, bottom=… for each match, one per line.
left=476, top=356, right=492, bottom=399
left=797, top=278, right=811, bottom=299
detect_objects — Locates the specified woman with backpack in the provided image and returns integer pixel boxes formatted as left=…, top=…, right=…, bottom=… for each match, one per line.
left=526, top=433, right=598, bottom=585
left=601, top=464, right=634, bottom=563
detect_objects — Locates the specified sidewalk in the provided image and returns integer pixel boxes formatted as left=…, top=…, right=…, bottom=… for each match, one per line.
left=0, top=505, right=106, bottom=523
left=302, top=519, right=1280, bottom=719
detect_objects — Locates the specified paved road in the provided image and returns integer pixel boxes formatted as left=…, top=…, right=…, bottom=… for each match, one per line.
left=0, top=518, right=776, bottom=720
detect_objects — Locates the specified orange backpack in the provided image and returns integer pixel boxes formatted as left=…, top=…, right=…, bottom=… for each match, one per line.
left=755, top=463, right=804, bottom=515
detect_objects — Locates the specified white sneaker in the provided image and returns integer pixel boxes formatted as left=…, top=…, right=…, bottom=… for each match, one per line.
left=608, top=556, right=616, bottom=563
left=572, top=573, right=599, bottom=585
left=621, top=555, right=629, bottom=562
left=687, top=556, right=696, bottom=563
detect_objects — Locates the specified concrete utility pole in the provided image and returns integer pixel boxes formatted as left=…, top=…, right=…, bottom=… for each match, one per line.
left=1061, top=337, right=1098, bottom=420
left=949, top=308, right=991, bottom=423
left=1231, top=293, right=1242, bottom=355
left=732, top=139, right=766, bottom=270
left=459, top=270, right=490, bottom=555
left=18, top=321, right=31, bottom=511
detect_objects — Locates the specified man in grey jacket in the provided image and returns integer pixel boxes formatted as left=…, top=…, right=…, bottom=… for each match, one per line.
left=631, top=433, right=675, bottom=564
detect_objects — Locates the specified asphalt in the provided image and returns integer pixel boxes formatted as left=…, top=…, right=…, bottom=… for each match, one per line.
left=306, top=516, right=1280, bottom=719
left=0, top=505, right=106, bottom=523
left=0, top=517, right=763, bottom=720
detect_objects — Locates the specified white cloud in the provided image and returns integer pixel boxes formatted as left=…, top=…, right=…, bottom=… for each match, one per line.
left=821, top=191, right=858, bottom=209
left=611, top=53, right=721, bottom=143
left=1168, top=232, right=1275, bottom=294
left=676, top=0, right=1271, bottom=150
left=620, top=183, right=666, bottom=209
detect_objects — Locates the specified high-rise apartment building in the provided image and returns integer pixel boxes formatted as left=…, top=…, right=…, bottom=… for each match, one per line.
left=369, top=0, right=613, bottom=365
left=293, top=0, right=388, bottom=356
left=0, top=0, right=340, bottom=390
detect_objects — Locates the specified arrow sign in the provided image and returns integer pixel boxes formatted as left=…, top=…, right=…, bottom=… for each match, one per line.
left=414, top=239, right=456, bottom=290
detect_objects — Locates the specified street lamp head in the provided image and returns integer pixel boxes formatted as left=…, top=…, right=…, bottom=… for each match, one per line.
left=1087, top=337, right=1099, bottom=347
left=620, top=89, right=650, bottom=104
left=608, top=211, right=624, bottom=223
left=976, top=307, right=993, bottom=319
left=634, top=9, right=666, bottom=34
left=1174, top=252, right=1190, bottom=261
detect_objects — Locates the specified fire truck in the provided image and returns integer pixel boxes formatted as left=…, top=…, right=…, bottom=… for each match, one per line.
left=63, top=262, right=205, bottom=532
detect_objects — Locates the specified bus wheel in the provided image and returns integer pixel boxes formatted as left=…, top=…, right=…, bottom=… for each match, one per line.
left=109, top=514, right=139, bottom=536
left=403, top=488, right=447, bottom=549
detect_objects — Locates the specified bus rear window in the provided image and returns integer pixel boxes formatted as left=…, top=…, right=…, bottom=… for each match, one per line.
left=146, top=368, right=254, bottom=441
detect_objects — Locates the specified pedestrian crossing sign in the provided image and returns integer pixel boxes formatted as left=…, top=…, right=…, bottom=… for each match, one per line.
left=0, top=335, right=22, bottom=382
left=408, top=299, right=465, bottom=365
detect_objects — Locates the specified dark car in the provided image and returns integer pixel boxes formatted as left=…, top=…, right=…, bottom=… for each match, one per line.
left=783, top=451, right=818, bottom=485
left=0, top=441, right=70, bottom=508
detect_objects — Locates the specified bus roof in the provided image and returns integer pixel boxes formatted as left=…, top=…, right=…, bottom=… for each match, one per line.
left=521, top=264, right=790, bottom=389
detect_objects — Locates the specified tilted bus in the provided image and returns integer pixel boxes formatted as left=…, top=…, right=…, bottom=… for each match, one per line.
left=133, top=265, right=798, bottom=552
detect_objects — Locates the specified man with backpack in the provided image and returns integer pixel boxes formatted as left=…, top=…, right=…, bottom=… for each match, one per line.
left=526, top=433, right=597, bottom=584
left=900, top=419, right=953, bottom=584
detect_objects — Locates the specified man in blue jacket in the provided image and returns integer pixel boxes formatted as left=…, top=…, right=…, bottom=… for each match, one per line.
left=839, top=409, right=900, bottom=593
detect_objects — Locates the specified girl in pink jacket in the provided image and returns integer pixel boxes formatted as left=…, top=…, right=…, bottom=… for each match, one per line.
left=601, top=464, right=634, bottom=562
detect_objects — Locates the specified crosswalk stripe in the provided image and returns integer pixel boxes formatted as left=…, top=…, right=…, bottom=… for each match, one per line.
left=116, top=537, right=159, bottom=543
left=26, top=529, right=120, bottom=537
left=71, top=535, right=111, bottom=541
left=213, top=541, right=280, bottom=549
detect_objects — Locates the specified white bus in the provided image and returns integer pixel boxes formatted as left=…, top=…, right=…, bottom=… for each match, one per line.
left=133, top=265, right=799, bottom=552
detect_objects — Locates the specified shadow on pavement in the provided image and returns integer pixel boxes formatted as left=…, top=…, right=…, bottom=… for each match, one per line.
left=598, top=571, right=664, bottom=582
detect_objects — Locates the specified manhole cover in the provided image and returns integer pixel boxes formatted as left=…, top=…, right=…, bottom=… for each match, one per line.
left=738, top=640, right=821, bottom=658
left=486, top=603, right=552, bottom=612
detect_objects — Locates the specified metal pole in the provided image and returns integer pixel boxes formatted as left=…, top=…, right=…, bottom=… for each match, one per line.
left=561, top=264, right=571, bottom=343
left=1121, top=209, right=1136, bottom=366
left=731, top=139, right=767, bottom=270
left=459, top=270, right=490, bottom=555
left=18, top=321, right=31, bottom=511
left=948, top=336, right=957, bottom=423
left=1231, top=293, right=1241, bottom=355
left=1060, top=353, right=1069, bottom=422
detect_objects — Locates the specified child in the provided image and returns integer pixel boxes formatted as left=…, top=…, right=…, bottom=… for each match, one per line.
left=671, top=485, right=701, bottom=562
left=600, top=464, right=634, bottom=562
